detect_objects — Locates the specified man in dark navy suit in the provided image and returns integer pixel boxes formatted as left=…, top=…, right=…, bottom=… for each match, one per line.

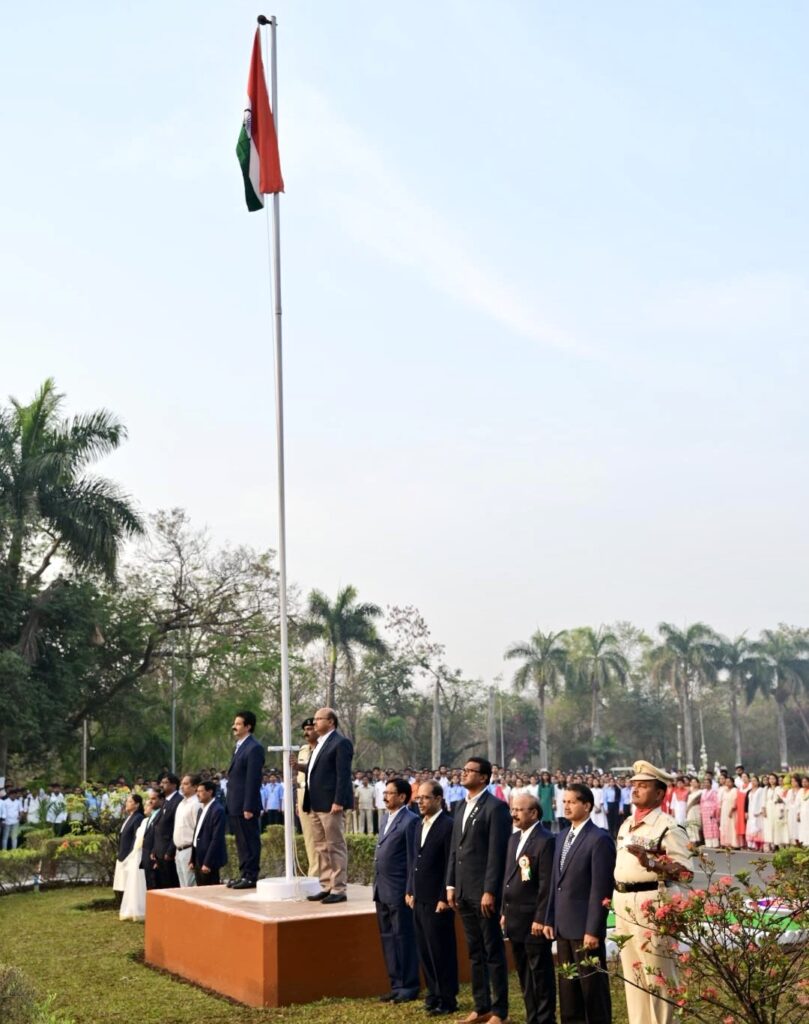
left=501, top=792, right=556, bottom=1024
left=374, top=777, right=420, bottom=1004
left=544, top=782, right=616, bottom=1024
left=191, top=780, right=228, bottom=885
left=152, top=773, right=182, bottom=889
left=226, top=709, right=265, bottom=890
left=407, top=780, right=458, bottom=1017
left=446, top=756, right=512, bottom=1024
left=293, top=707, right=354, bottom=903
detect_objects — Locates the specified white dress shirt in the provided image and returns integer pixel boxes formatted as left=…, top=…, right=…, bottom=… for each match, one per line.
left=192, top=800, right=213, bottom=847
left=305, top=728, right=334, bottom=782
left=173, top=794, right=201, bottom=848
left=462, top=791, right=484, bottom=829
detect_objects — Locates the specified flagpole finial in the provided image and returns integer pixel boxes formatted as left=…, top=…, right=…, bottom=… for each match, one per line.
left=257, top=14, right=272, bottom=25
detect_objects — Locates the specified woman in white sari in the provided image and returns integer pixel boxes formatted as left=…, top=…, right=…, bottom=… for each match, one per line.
left=120, top=793, right=150, bottom=921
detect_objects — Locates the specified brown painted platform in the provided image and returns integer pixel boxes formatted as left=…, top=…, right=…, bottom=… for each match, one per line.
left=145, top=884, right=514, bottom=1007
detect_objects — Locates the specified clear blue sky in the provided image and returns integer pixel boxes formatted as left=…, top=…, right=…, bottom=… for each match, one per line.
left=2, top=2, right=808, bottom=683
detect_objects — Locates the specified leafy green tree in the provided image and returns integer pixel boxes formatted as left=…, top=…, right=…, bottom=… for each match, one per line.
left=566, top=626, right=629, bottom=747
left=298, top=585, right=386, bottom=708
left=0, top=380, right=144, bottom=775
left=504, top=628, right=567, bottom=769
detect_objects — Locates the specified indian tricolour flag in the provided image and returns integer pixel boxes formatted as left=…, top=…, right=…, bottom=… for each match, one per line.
left=236, top=29, right=284, bottom=211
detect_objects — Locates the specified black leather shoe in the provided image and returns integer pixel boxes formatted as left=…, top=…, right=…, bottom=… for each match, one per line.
left=393, top=995, right=417, bottom=1004
left=306, top=890, right=330, bottom=901
left=378, top=993, right=396, bottom=1003
left=231, top=878, right=256, bottom=890
left=226, top=879, right=236, bottom=888
left=321, top=892, right=347, bottom=904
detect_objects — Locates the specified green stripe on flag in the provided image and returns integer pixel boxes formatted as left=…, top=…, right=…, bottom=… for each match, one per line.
left=236, top=126, right=263, bottom=212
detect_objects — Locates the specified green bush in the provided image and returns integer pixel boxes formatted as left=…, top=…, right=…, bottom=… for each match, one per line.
left=219, top=826, right=377, bottom=885
left=0, top=964, right=37, bottom=1023
left=0, top=851, right=43, bottom=894
left=19, top=827, right=53, bottom=851
left=771, top=844, right=809, bottom=878
left=1, top=822, right=379, bottom=894
left=0, top=965, right=75, bottom=1024
left=40, top=834, right=112, bottom=886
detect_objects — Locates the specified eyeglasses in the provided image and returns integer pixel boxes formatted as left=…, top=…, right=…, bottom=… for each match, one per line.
left=461, top=767, right=481, bottom=774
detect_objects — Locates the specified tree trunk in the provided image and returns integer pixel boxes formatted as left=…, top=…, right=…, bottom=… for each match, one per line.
left=590, top=678, right=601, bottom=742
left=774, top=698, right=789, bottom=768
left=537, top=684, right=548, bottom=770
left=431, top=677, right=441, bottom=768
left=487, top=688, right=497, bottom=763
left=0, top=726, right=7, bottom=782
left=729, top=679, right=742, bottom=766
left=679, top=679, right=695, bottom=768
left=326, top=649, right=337, bottom=708
left=790, top=695, right=809, bottom=746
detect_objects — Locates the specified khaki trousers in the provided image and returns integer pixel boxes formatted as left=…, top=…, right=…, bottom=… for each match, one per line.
left=310, top=809, right=347, bottom=894
left=297, top=791, right=319, bottom=877
left=613, top=889, right=679, bottom=1024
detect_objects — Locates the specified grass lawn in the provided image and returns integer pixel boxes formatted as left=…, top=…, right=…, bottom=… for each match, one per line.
left=0, top=887, right=631, bottom=1024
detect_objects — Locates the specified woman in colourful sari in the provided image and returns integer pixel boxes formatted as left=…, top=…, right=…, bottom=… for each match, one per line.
left=700, top=776, right=720, bottom=848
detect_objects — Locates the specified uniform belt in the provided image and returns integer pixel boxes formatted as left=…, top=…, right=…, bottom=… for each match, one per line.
left=176, top=844, right=192, bottom=852
left=614, top=880, right=659, bottom=893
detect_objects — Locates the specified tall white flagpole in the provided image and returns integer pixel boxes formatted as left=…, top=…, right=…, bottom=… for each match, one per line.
left=263, top=13, right=295, bottom=886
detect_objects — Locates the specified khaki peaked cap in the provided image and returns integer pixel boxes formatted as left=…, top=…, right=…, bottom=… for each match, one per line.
left=629, top=760, right=674, bottom=785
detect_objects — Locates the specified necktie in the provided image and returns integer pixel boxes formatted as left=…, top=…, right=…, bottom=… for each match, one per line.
left=560, top=828, right=575, bottom=869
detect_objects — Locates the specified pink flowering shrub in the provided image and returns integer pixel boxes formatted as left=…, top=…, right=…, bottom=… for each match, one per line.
left=565, top=853, right=808, bottom=1024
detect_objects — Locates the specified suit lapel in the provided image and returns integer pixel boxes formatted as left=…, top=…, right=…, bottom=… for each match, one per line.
left=309, top=731, right=334, bottom=781
left=559, top=820, right=590, bottom=878
left=378, top=808, right=407, bottom=846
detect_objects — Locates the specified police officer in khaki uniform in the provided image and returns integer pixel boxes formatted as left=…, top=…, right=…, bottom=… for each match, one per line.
left=297, top=718, right=319, bottom=877
left=613, top=761, right=694, bottom=1024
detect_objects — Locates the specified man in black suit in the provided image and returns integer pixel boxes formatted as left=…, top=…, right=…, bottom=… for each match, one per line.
left=407, top=780, right=459, bottom=1017
left=191, top=780, right=228, bottom=885
left=374, top=777, right=420, bottom=1004
left=501, top=792, right=556, bottom=1024
left=140, top=791, right=163, bottom=891
left=152, top=773, right=182, bottom=889
left=226, top=709, right=266, bottom=890
left=294, top=707, right=354, bottom=904
left=544, top=782, right=616, bottom=1024
left=446, top=756, right=512, bottom=1024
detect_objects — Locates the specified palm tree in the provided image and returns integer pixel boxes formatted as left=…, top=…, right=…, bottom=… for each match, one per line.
left=0, top=379, right=143, bottom=774
left=504, top=628, right=567, bottom=768
left=0, top=378, right=143, bottom=587
left=567, top=626, right=628, bottom=748
left=712, top=634, right=768, bottom=766
left=298, top=585, right=387, bottom=707
left=752, top=628, right=809, bottom=768
left=655, top=622, right=718, bottom=769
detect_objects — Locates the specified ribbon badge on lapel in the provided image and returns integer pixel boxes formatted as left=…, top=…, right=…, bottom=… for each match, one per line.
left=519, top=855, right=531, bottom=882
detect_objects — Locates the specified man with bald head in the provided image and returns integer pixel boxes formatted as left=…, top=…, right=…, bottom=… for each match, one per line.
left=501, top=793, right=556, bottom=1024
left=293, top=707, right=354, bottom=903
